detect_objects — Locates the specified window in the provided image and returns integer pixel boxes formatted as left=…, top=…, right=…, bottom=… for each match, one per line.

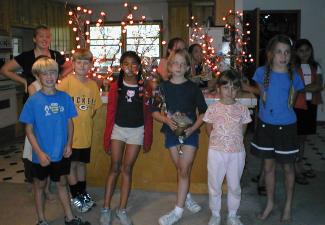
left=90, top=23, right=161, bottom=68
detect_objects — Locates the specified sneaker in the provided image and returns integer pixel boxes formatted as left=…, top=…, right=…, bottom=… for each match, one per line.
left=36, top=221, right=49, bottom=225
left=116, top=209, right=133, bottom=225
left=185, top=193, right=201, bottom=213
left=208, top=215, right=221, bottom=225
left=82, top=192, right=95, bottom=208
left=227, top=215, right=244, bottom=225
left=65, top=217, right=91, bottom=225
left=71, top=195, right=91, bottom=213
left=158, top=210, right=182, bottom=225
left=99, top=208, right=112, bottom=225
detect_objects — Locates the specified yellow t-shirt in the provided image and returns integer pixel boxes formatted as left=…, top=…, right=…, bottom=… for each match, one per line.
left=57, top=74, right=103, bottom=148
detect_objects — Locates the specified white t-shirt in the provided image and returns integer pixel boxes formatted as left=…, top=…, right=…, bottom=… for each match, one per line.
left=301, top=64, right=322, bottom=100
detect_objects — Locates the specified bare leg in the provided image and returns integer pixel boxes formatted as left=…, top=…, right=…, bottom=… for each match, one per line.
left=102, top=140, right=125, bottom=209
left=169, top=145, right=196, bottom=208
left=33, top=178, right=47, bottom=222
left=44, top=177, right=55, bottom=201
left=281, top=163, right=295, bottom=222
left=76, top=162, right=86, bottom=183
left=119, top=144, right=141, bottom=209
left=67, top=161, right=78, bottom=186
left=258, top=158, right=276, bottom=220
left=56, top=176, right=74, bottom=221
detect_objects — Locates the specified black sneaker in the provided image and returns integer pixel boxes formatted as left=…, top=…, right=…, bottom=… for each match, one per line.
left=65, top=217, right=91, bottom=225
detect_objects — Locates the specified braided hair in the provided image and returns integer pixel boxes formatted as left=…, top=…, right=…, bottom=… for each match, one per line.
left=263, top=34, right=295, bottom=89
left=117, top=51, right=144, bottom=97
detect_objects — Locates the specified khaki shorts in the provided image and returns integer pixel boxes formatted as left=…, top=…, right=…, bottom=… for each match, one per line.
left=111, top=124, right=144, bottom=146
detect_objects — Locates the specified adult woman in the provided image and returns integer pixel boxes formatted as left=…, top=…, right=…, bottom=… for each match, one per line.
left=0, top=25, right=72, bottom=93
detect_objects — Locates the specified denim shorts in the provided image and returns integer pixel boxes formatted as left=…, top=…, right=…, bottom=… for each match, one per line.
left=164, top=131, right=199, bottom=149
left=111, top=124, right=144, bottom=146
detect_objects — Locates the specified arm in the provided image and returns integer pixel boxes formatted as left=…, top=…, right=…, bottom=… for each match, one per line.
left=26, top=124, right=50, bottom=167
left=63, top=119, right=74, bottom=158
left=152, top=111, right=177, bottom=130
left=27, top=83, right=37, bottom=96
left=205, top=123, right=213, bottom=137
left=0, top=59, right=27, bottom=92
left=304, top=73, right=323, bottom=92
left=241, top=82, right=261, bottom=95
left=185, top=113, right=205, bottom=137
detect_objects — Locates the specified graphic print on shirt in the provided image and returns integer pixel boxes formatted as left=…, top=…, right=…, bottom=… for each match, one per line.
left=44, top=103, right=64, bottom=116
left=72, top=95, right=96, bottom=111
left=125, top=89, right=135, bottom=102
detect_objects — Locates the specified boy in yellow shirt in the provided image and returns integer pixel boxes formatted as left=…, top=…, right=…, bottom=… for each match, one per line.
left=58, top=49, right=102, bottom=213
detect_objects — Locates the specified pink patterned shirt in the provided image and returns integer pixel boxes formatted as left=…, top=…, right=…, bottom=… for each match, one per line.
left=203, top=101, right=252, bottom=152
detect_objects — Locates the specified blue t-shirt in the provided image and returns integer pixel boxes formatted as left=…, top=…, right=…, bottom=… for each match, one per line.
left=253, top=66, right=304, bottom=125
left=19, top=90, right=77, bottom=163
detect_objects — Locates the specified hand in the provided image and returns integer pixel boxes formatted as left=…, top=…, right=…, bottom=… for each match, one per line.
left=184, top=126, right=195, bottom=137
left=63, top=145, right=72, bottom=158
left=38, top=151, right=50, bottom=167
left=143, top=147, right=151, bottom=153
left=165, top=117, right=177, bottom=131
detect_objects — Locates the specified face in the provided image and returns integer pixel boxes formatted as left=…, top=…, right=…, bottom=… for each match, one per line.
left=296, top=44, right=312, bottom=64
left=272, top=42, right=291, bottom=70
left=73, top=59, right=92, bottom=77
left=219, top=82, right=239, bottom=103
left=192, top=45, right=203, bottom=63
left=33, top=28, right=51, bottom=49
left=169, top=54, right=189, bottom=78
left=121, top=56, right=140, bottom=77
left=39, top=70, right=58, bottom=88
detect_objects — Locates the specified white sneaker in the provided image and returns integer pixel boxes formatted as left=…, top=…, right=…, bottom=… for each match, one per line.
left=208, top=215, right=221, bottom=225
left=158, top=210, right=182, bottom=225
left=185, top=193, right=201, bottom=213
left=99, top=208, right=112, bottom=225
left=71, top=195, right=91, bottom=213
left=116, top=209, right=133, bottom=225
left=227, top=215, right=244, bottom=225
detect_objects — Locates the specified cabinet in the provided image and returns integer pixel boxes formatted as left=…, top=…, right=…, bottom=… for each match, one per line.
left=0, top=0, right=10, bottom=33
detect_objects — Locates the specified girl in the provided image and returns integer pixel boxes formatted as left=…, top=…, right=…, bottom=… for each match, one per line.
left=100, top=51, right=153, bottom=225
left=188, top=43, right=213, bottom=88
left=293, top=39, right=323, bottom=184
left=152, top=49, right=207, bottom=225
left=203, top=70, right=251, bottom=225
left=250, top=35, right=304, bottom=222
left=157, top=37, right=187, bottom=81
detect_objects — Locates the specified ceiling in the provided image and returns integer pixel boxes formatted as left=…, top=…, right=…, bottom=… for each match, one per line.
left=54, top=0, right=167, bottom=5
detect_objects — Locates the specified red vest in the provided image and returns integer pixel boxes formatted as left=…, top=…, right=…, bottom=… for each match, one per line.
left=294, top=66, right=322, bottom=110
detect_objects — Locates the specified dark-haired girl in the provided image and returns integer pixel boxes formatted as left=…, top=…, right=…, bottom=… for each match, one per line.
left=250, top=35, right=304, bottom=222
left=293, top=39, right=323, bottom=184
left=100, top=51, right=153, bottom=225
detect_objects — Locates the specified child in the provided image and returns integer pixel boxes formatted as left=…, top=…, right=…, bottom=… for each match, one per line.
left=293, top=39, right=323, bottom=184
left=203, top=70, right=252, bottom=225
left=19, top=57, right=90, bottom=225
left=23, top=57, right=55, bottom=201
left=250, top=35, right=304, bottom=222
left=100, top=51, right=153, bottom=225
left=157, top=37, right=187, bottom=81
left=152, top=49, right=207, bottom=225
left=57, top=49, right=103, bottom=212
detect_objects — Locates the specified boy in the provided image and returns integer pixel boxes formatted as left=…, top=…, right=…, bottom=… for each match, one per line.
left=19, top=57, right=90, bottom=225
left=58, top=49, right=102, bottom=213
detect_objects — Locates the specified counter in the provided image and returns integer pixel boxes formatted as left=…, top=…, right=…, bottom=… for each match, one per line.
left=87, top=92, right=257, bottom=193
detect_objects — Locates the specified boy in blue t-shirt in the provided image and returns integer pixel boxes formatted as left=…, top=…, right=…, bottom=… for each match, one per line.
left=19, top=57, right=90, bottom=225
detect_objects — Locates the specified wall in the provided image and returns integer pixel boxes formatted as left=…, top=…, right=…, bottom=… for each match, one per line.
left=241, top=0, right=325, bottom=120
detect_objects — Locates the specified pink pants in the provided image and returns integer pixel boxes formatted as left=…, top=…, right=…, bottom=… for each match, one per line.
left=207, top=149, right=246, bottom=216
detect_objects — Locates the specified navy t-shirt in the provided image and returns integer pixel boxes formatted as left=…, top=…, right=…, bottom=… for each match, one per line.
left=115, top=81, right=144, bottom=127
left=152, top=80, right=208, bottom=133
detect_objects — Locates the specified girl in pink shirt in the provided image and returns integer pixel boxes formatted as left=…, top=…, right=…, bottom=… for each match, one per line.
left=203, top=70, right=252, bottom=225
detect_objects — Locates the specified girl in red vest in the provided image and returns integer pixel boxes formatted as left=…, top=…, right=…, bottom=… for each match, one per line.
left=100, top=51, right=153, bottom=225
left=293, top=39, right=323, bottom=185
